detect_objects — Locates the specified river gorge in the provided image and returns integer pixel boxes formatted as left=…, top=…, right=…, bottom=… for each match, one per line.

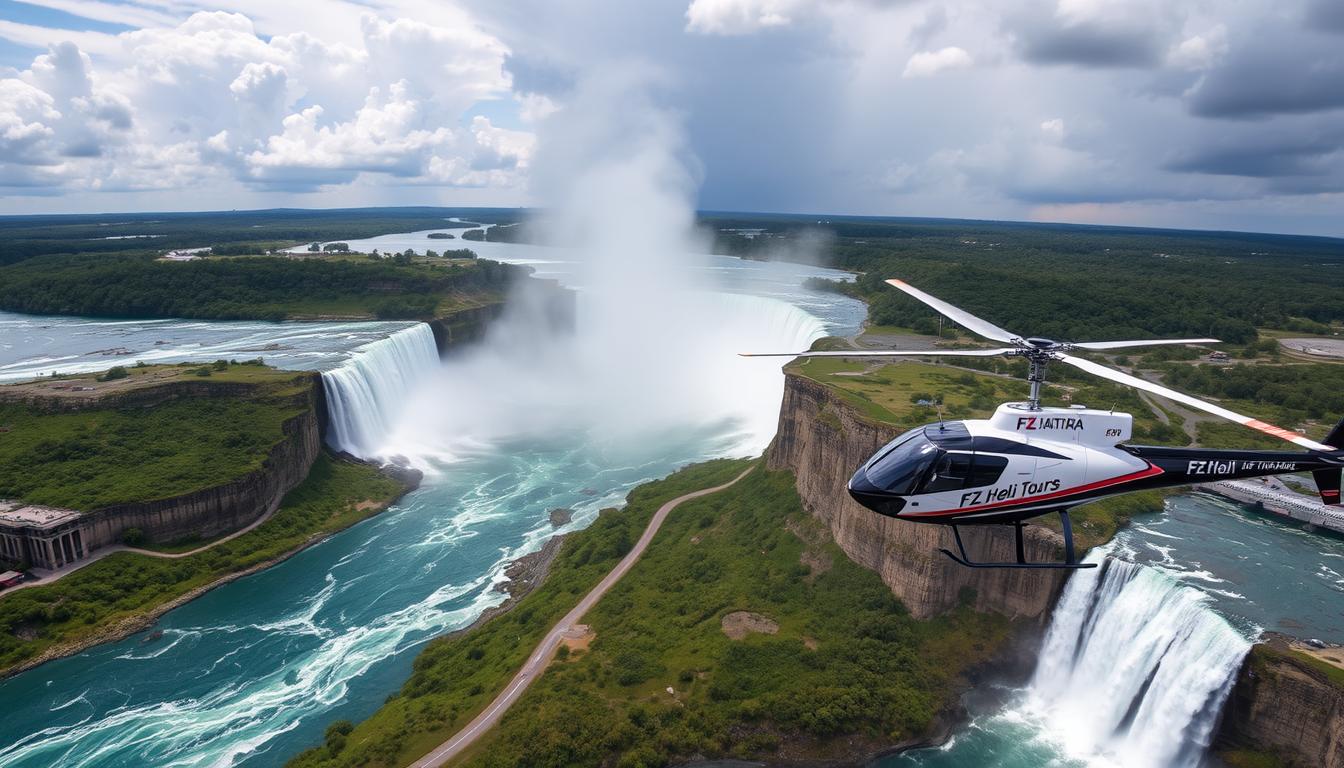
left=0, top=233, right=1338, bottom=768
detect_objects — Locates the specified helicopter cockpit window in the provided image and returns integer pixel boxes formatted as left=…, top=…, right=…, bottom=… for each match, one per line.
left=920, top=452, right=973, bottom=493
left=865, top=434, right=940, bottom=495
left=912, top=452, right=1010, bottom=494
left=969, top=455, right=1009, bottom=487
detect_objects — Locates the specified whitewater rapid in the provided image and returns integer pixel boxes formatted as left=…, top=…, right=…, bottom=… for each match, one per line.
left=1028, top=553, right=1250, bottom=767
left=0, top=257, right=860, bottom=768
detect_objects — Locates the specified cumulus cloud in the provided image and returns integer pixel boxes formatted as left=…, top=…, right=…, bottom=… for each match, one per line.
left=0, top=8, right=527, bottom=195
left=685, top=0, right=810, bottom=35
left=1166, top=25, right=1227, bottom=71
left=902, top=46, right=973, bottom=78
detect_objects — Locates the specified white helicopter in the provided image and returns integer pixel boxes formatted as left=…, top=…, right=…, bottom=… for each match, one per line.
left=746, top=279, right=1344, bottom=569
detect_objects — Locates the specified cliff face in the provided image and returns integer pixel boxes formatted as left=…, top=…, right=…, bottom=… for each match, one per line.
left=83, top=403, right=321, bottom=548
left=766, top=373, right=1068, bottom=619
left=1216, top=641, right=1344, bottom=768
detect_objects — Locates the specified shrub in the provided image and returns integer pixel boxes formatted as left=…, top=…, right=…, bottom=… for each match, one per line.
left=97, top=366, right=129, bottom=382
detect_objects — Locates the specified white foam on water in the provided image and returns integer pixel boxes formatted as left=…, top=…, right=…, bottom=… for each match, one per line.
left=1027, top=552, right=1251, bottom=768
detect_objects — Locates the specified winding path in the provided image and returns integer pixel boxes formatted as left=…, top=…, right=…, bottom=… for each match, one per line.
left=409, top=465, right=756, bottom=768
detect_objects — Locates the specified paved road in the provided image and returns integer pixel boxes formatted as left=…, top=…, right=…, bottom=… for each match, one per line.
left=409, top=466, right=755, bottom=768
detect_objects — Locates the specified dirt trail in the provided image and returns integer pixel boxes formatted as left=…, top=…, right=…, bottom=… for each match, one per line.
left=408, top=466, right=756, bottom=768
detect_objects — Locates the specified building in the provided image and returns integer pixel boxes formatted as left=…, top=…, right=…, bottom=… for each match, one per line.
left=0, top=501, right=89, bottom=570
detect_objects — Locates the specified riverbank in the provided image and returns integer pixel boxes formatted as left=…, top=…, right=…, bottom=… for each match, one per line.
left=0, top=454, right=419, bottom=679
left=286, top=461, right=1033, bottom=768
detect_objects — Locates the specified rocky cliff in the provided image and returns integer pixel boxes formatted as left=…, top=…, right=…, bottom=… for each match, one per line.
left=766, top=372, right=1069, bottom=619
left=1216, top=639, right=1344, bottom=768
left=83, top=402, right=321, bottom=548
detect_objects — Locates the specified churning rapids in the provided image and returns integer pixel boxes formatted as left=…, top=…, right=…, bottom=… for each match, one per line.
left=0, top=248, right=864, bottom=768
left=0, top=231, right=1331, bottom=768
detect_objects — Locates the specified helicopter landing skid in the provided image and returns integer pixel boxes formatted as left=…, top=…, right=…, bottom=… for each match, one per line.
left=939, top=512, right=1098, bottom=570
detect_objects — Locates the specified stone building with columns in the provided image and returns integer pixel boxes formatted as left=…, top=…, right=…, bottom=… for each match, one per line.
left=0, top=501, right=89, bottom=570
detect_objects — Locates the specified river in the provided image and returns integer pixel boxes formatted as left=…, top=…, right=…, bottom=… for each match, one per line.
left=0, top=228, right=1336, bottom=767
left=0, top=238, right=864, bottom=768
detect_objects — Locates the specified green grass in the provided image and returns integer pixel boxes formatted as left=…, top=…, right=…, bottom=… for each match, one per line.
left=0, top=364, right=315, bottom=509
left=0, top=454, right=410, bottom=674
left=284, top=459, right=752, bottom=768
left=287, top=464, right=1015, bottom=768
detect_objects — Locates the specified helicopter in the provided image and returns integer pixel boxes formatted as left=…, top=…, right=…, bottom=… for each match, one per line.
left=745, top=278, right=1344, bottom=570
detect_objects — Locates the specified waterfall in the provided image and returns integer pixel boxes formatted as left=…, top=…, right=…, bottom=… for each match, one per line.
left=1028, top=553, right=1251, bottom=768
left=321, top=323, right=440, bottom=458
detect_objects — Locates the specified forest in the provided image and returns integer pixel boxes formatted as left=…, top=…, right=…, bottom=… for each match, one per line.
left=0, top=251, right=520, bottom=321
left=707, top=213, right=1344, bottom=344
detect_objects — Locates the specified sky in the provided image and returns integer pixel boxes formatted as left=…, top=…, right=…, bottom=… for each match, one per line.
left=0, top=0, right=1341, bottom=237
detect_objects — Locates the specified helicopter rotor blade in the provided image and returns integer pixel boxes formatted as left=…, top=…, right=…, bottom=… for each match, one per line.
left=884, top=279, right=1022, bottom=344
left=1071, top=338, right=1220, bottom=350
left=739, top=348, right=1017, bottom=358
left=1057, top=353, right=1334, bottom=452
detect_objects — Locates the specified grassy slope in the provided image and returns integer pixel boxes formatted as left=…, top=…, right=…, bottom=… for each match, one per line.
left=285, top=459, right=751, bottom=768
left=288, top=464, right=1012, bottom=768
left=0, top=363, right=313, bottom=510
left=0, top=454, right=408, bottom=674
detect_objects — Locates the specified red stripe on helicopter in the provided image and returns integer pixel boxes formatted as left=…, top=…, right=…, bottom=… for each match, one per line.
left=905, top=464, right=1165, bottom=518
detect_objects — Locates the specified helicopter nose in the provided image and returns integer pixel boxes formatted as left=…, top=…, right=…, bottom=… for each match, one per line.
left=847, top=466, right=907, bottom=517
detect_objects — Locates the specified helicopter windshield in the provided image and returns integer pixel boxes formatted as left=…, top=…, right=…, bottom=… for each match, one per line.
left=864, top=431, right=941, bottom=494
left=862, top=428, right=1011, bottom=496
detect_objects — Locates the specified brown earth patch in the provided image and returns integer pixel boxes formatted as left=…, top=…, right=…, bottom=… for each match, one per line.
left=560, top=624, right=595, bottom=655
left=720, top=611, right=779, bottom=640
left=1293, top=640, right=1344, bottom=670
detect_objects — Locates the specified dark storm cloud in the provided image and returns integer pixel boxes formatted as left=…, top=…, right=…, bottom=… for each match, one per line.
left=1004, top=2, right=1173, bottom=68
left=1306, top=0, right=1344, bottom=34
left=1015, top=23, right=1162, bottom=67
left=1165, top=133, right=1342, bottom=178
left=1186, top=32, right=1344, bottom=117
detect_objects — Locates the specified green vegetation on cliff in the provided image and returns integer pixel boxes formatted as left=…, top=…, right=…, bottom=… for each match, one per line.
left=0, top=454, right=410, bottom=675
left=0, top=251, right=518, bottom=322
left=0, top=362, right=314, bottom=510
left=288, top=463, right=1014, bottom=768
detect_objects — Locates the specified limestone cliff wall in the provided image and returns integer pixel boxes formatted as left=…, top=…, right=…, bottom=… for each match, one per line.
left=766, top=372, right=1069, bottom=619
left=81, top=403, right=321, bottom=549
left=1216, top=641, right=1344, bottom=768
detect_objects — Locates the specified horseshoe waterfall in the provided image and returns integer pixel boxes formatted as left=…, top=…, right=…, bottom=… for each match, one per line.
left=320, top=322, right=440, bottom=458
